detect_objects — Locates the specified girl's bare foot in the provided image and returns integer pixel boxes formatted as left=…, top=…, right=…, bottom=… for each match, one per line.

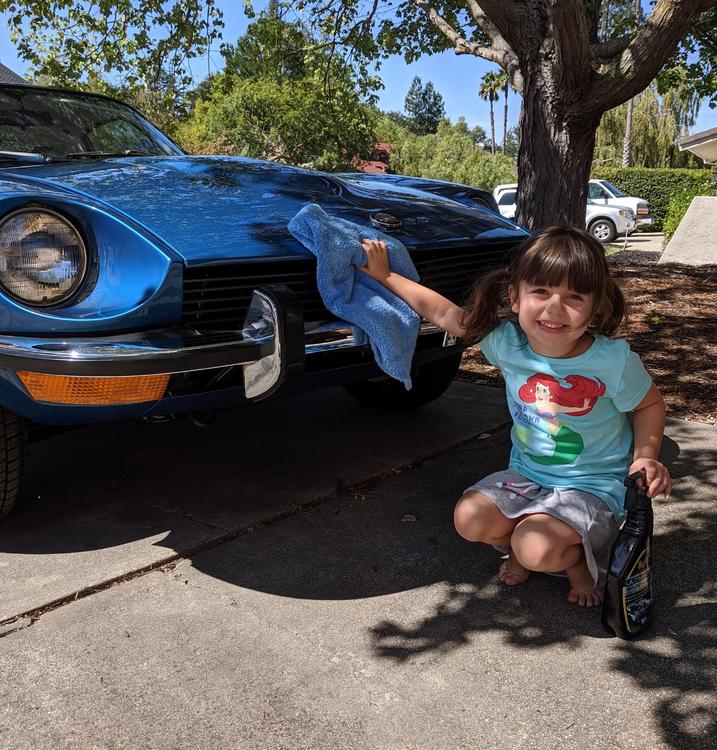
left=498, top=552, right=530, bottom=586
left=566, top=559, right=603, bottom=607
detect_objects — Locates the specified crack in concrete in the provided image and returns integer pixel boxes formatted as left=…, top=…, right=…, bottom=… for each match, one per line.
left=140, top=498, right=234, bottom=534
left=0, top=421, right=511, bottom=638
left=0, top=616, right=32, bottom=639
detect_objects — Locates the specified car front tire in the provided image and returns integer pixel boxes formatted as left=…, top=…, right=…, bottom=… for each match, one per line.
left=343, top=352, right=462, bottom=411
left=588, top=218, right=617, bottom=243
left=0, top=407, right=24, bottom=521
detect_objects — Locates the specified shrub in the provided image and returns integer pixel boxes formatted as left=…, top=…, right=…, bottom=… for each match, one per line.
left=591, top=167, right=713, bottom=231
left=175, top=76, right=377, bottom=170
left=663, top=182, right=717, bottom=239
left=389, top=120, right=516, bottom=190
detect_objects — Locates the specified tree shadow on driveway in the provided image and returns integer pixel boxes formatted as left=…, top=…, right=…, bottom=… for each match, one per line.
left=1, top=390, right=714, bottom=748
left=360, top=429, right=716, bottom=749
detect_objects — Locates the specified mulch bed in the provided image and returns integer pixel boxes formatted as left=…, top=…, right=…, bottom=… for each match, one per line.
left=458, top=257, right=717, bottom=425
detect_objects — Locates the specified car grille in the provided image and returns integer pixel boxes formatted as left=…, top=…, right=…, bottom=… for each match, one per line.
left=181, top=240, right=518, bottom=330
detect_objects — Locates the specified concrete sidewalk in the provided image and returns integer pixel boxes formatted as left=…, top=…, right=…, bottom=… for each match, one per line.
left=625, top=231, right=665, bottom=253
left=613, top=231, right=665, bottom=254
left=0, top=383, right=715, bottom=749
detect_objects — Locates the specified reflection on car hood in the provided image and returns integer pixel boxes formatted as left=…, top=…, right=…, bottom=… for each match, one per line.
left=1, top=155, right=526, bottom=264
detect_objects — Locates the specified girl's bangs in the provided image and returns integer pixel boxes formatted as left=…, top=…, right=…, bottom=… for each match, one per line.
left=518, top=242, right=602, bottom=294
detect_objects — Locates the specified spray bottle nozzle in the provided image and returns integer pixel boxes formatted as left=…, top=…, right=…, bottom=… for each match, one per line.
left=625, top=468, right=647, bottom=490
left=624, top=468, right=650, bottom=510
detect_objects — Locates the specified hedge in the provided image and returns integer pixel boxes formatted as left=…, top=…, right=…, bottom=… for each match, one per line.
left=591, top=167, right=713, bottom=231
left=663, top=182, right=717, bottom=239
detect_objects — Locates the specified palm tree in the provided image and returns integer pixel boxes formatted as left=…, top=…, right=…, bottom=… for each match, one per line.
left=495, top=71, right=511, bottom=154
left=622, top=96, right=635, bottom=166
left=479, top=71, right=502, bottom=154
left=622, top=0, right=643, bottom=166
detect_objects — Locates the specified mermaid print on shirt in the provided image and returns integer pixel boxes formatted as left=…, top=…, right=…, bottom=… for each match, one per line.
left=512, top=374, right=606, bottom=466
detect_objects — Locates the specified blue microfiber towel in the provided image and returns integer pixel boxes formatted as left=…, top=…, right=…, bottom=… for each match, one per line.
left=288, top=204, right=421, bottom=389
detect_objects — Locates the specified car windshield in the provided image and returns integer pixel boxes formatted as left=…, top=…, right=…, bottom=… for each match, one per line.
left=0, top=86, right=183, bottom=161
left=600, top=180, right=627, bottom=198
left=498, top=190, right=516, bottom=205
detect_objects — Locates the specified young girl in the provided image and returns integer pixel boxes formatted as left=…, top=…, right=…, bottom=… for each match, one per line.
left=360, top=225, right=671, bottom=607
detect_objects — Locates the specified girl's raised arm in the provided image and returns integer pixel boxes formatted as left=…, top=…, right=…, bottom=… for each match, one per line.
left=359, top=239, right=466, bottom=337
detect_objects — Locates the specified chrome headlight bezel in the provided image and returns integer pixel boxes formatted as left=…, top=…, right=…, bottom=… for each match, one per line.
left=0, top=206, right=89, bottom=307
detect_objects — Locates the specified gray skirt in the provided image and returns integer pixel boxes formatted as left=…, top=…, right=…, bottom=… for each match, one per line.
left=464, top=469, right=620, bottom=585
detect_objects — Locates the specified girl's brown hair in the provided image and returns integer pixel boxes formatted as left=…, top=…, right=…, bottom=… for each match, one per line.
left=461, top=225, right=627, bottom=342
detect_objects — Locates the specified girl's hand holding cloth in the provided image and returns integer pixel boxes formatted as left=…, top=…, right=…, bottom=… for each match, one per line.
left=288, top=204, right=420, bottom=389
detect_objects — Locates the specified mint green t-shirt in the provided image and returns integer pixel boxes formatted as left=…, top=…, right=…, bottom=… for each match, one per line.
left=480, top=320, right=653, bottom=520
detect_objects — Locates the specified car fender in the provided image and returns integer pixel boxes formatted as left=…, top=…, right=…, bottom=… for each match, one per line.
left=0, top=187, right=183, bottom=334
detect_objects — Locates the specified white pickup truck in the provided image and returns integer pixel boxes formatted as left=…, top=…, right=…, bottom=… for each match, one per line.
left=588, top=179, right=653, bottom=228
left=492, top=183, right=637, bottom=242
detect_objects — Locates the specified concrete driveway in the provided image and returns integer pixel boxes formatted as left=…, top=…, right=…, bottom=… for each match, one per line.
left=0, top=381, right=714, bottom=749
left=620, top=231, right=665, bottom=253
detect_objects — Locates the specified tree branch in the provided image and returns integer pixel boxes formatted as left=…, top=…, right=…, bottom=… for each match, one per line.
left=549, top=0, right=593, bottom=92
left=463, top=0, right=525, bottom=50
left=411, top=1, right=471, bottom=51
left=413, top=1, right=523, bottom=90
left=583, top=0, right=603, bottom=43
left=363, top=0, right=379, bottom=29
left=465, top=0, right=521, bottom=81
left=465, top=0, right=502, bottom=42
left=590, top=35, right=632, bottom=60
left=590, top=0, right=716, bottom=109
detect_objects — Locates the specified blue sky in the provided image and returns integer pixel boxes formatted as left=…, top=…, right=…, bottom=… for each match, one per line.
left=1, top=3, right=715, bottom=136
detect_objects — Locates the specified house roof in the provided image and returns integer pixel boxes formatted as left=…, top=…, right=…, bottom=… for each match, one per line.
left=678, top=127, right=717, bottom=164
left=355, top=161, right=389, bottom=174
left=0, top=62, right=27, bottom=84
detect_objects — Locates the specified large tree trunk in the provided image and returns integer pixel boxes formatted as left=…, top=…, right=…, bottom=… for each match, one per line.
left=516, top=75, right=601, bottom=230
left=414, top=0, right=710, bottom=230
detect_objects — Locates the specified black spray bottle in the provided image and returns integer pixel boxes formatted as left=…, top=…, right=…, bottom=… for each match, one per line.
left=602, top=469, right=654, bottom=639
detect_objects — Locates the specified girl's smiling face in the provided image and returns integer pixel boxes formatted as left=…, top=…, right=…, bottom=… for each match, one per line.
left=509, top=280, right=594, bottom=358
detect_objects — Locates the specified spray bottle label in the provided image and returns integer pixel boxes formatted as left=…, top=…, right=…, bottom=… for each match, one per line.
left=621, top=540, right=652, bottom=632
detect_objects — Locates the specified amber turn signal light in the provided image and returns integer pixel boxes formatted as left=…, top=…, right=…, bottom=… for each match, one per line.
left=17, top=372, right=169, bottom=405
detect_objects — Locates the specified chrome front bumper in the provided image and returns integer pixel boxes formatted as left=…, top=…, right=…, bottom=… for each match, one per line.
left=0, top=286, right=450, bottom=400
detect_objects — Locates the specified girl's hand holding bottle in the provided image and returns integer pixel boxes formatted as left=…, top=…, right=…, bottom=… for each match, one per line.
left=628, top=457, right=672, bottom=499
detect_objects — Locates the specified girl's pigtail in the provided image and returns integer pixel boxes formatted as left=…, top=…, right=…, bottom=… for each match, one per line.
left=607, top=279, right=628, bottom=334
left=461, top=267, right=511, bottom=343
left=592, top=278, right=628, bottom=336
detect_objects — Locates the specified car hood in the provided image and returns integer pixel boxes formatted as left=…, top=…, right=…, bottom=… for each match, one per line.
left=1, top=156, right=526, bottom=265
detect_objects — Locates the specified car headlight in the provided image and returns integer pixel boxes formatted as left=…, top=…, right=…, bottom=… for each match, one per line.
left=0, top=208, right=88, bottom=306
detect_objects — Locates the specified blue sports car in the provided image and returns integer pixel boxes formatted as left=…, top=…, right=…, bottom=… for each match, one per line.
left=0, top=84, right=528, bottom=520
